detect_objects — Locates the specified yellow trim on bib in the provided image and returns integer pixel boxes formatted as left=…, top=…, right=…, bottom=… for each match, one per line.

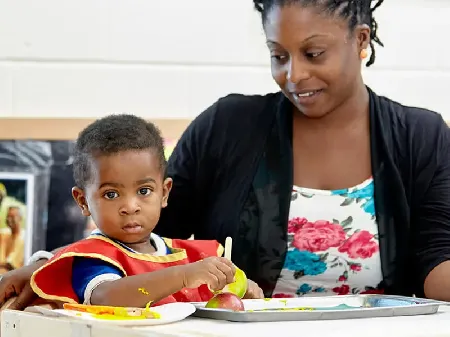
left=86, top=235, right=188, bottom=262
left=30, top=252, right=128, bottom=304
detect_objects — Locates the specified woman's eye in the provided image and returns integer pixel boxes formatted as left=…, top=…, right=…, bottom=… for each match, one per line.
left=307, top=51, right=324, bottom=58
left=104, top=191, right=119, bottom=200
left=271, top=55, right=287, bottom=61
left=138, top=188, right=151, bottom=196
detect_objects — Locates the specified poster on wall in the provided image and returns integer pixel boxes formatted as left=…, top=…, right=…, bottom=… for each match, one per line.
left=0, top=172, right=35, bottom=275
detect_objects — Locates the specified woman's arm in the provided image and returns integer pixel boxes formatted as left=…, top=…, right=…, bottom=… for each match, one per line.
left=0, top=244, right=72, bottom=310
left=155, top=103, right=218, bottom=239
left=414, top=122, right=450, bottom=300
left=424, top=262, right=450, bottom=300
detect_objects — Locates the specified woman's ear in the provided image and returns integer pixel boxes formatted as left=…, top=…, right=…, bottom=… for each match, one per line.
left=355, top=23, right=370, bottom=51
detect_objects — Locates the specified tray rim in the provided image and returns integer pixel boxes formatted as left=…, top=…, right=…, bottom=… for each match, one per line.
left=192, top=295, right=443, bottom=322
left=192, top=294, right=444, bottom=315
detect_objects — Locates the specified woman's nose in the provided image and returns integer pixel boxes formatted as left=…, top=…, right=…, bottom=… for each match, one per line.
left=286, top=58, right=310, bottom=84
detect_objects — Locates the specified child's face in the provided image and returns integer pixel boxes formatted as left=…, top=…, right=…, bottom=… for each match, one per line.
left=72, top=150, right=172, bottom=246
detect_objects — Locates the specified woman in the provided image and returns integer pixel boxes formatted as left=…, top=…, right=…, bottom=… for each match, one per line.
left=2, top=0, right=450, bottom=310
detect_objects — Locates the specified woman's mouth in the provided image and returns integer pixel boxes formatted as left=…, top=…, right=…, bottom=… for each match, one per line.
left=292, top=89, right=323, bottom=105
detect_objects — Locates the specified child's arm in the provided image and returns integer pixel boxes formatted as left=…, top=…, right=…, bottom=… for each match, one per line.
left=72, top=257, right=124, bottom=304
left=73, top=256, right=235, bottom=308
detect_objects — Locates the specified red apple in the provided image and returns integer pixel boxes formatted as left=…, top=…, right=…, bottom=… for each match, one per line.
left=205, top=293, right=245, bottom=311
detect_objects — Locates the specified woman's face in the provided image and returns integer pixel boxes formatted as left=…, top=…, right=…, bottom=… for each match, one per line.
left=263, top=4, right=370, bottom=118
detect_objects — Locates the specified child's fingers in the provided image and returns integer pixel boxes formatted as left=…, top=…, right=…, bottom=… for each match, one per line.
left=214, top=261, right=235, bottom=284
left=205, top=273, right=221, bottom=291
left=216, top=257, right=235, bottom=270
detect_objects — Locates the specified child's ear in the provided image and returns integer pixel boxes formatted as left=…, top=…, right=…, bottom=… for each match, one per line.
left=72, top=187, right=91, bottom=216
left=161, top=178, right=173, bottom=208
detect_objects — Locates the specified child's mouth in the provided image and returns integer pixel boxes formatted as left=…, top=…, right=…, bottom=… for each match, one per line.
left=122, top=222, right=143, bottom=233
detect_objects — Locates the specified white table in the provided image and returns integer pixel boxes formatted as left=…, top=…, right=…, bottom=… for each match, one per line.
left=3, top=307, right=450, bottom=337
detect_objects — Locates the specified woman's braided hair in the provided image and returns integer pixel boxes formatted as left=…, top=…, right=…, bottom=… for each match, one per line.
left=253, top=0, right=384, bottom=67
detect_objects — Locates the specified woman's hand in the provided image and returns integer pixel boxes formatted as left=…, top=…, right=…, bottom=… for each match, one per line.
left=243, top=279, right=264, bottom=299
left=0, top=261, right=46, bottom=310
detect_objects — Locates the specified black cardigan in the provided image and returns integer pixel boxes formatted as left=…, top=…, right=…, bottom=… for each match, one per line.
left=155, top=87, right=450, bottom=298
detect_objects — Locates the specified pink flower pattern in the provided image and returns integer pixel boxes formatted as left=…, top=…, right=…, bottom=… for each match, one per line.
left=338, top=230, right=379, bottom=259
left=292, top=220, right=347, bottom=252
left=272, top=180, right=383, bottom=298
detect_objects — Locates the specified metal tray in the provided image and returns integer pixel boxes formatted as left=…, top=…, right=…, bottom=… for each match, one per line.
left=192, top=295, right=443, bottom=322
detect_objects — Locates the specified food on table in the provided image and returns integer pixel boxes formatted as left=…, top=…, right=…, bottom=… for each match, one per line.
left=205, top=293, right=245, bottom=311
left=63, top=303, right=160, bottom=319
left=215, top=266, right=248, bottom=298
left=248, top=303, right=359, bottom=312
left=248, top=307, right=315, bottom=312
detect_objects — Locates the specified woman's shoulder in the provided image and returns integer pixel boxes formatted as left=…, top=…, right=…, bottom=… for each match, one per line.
left=215, top=91, right=282, bottom=112
left=375, top=92, right=447, bottom=133
left=191, top=91, right=282, bottom=130
left=373, top=90, right=449, bottom=166
left=176, top=91, right=283, bottom=155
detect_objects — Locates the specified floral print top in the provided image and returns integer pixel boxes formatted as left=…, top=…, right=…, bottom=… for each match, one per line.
left=272, top=178, right=384, bottom=297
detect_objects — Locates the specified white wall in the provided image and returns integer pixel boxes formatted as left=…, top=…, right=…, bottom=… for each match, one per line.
left=0, top=0, right=449, bottom=119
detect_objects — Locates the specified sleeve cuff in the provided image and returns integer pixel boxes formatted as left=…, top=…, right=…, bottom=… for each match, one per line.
left=83, top=273, right=122, bottom=305
left=27, top=250, right=54, bottom=265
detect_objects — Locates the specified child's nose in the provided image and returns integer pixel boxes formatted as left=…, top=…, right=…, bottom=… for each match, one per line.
left=119, top=199, right=141, bottom=215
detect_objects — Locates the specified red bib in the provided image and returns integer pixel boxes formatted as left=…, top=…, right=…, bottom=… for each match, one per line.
left=31, top=235, right=223, bottom=306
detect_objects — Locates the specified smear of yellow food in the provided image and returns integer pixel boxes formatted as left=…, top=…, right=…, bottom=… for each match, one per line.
left=246, top=307, right=315, bottom=312
left=150, top=311, right=161, bottom=319
left=139, top=289, right=160, bottom=319
left=93, top=314, right=147, bottom=321
left=65, top=301, right=161, bottom=320
left=145, top=301, right=152, bottom=311
left=138, top=287, right=150, bottom=295
left=282, top=307, right=314, bottom=311
left=91, top=307, right=160, bottom=320
left=144, top=301, right=160, bottom=318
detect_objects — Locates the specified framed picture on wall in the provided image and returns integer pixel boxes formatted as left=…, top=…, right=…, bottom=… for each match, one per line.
left=0, top=172, right=35, bottom=275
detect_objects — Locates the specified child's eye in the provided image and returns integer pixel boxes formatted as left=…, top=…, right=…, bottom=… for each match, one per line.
left=104, top=191, right=119, bottom=200
left=138, top=188, right=151, bottom=196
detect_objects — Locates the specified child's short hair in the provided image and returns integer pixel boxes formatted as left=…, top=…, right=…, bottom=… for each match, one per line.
left=73, top=114, right=167, bottom=188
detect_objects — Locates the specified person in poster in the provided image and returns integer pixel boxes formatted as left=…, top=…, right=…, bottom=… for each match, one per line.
left=0, top=207, right=25, bottom=273
left=0, top=182, right=27, bottom=274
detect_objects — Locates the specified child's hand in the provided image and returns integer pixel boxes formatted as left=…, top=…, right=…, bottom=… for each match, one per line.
left=182, top=257, right=235, bottom=291
left=243, top=279, right=264, bottom=299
